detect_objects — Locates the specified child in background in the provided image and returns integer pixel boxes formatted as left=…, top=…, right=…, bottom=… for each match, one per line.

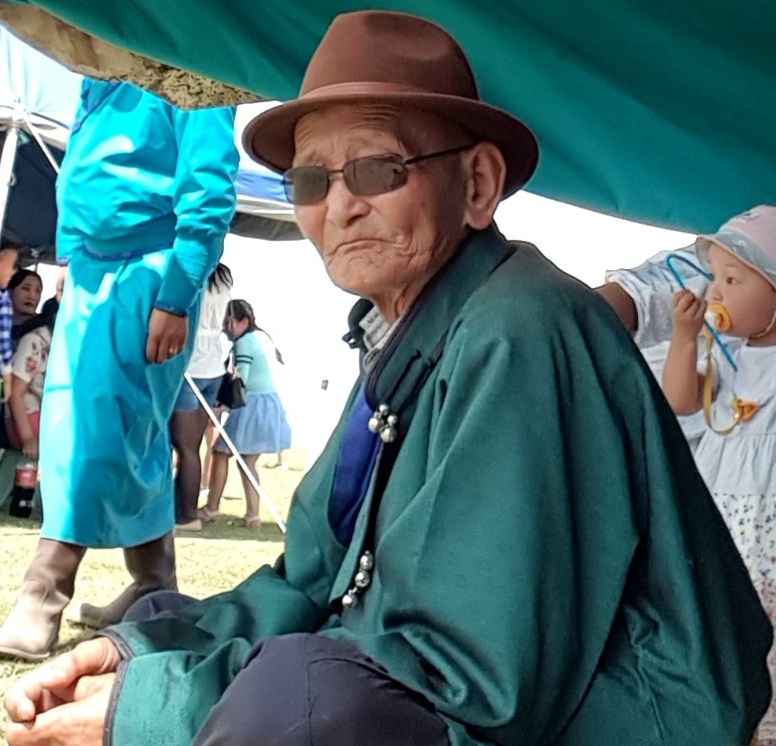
left=200, top=300, right=291, bottom=527
left=662, top=205, right=776, bottom=745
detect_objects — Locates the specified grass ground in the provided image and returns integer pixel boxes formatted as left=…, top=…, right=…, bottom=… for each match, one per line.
left=0, top=451, right=306, bottom=738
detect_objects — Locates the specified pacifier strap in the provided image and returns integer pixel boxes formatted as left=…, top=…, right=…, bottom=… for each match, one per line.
left=702, top=329, right=760, bottom=435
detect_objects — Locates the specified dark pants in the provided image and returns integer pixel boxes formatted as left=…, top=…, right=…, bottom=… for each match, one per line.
left=124, top=592, right=451, bottom=746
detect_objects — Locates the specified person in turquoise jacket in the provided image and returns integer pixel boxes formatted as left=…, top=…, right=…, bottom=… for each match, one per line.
left=0, top=79, right=239, bottom=660
left=3, top=12, right=772, bottom=746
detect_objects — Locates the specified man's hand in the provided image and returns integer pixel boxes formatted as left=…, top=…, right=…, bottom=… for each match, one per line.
left=146, top=308, right=188, bottom=364
left=4, top=638, right=121, bottom=725
left=5, top=673, right=115, bottom=746
left=671, top=289, right=706, bottom=342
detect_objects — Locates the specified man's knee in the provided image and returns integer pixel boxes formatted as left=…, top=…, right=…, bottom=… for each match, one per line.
left=122, top=590, right=196, bottom=623
left=194, top=634, right=448, bottom=746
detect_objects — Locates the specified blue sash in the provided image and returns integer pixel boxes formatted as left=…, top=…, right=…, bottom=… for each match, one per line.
left=328, top=388, right=381, bottom=545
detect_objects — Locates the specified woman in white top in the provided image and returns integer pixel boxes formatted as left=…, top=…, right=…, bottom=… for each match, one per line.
left=7, top=321, right=52, bottom=460
left=170, top=263, right=232, bottom=530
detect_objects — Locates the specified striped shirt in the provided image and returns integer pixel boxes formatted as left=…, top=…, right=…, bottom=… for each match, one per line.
left=0, top=290, right=14, bottom=368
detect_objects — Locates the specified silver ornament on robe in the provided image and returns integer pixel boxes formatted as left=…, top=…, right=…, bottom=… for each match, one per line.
left=368, top=403, right=398, bottom=443
left=341, top=551, right=375, bottom=609
left=368, top=404, right=391, bottom=433
left=354, top=570, right=371, bottom=588
left=342, top=589, right=358, bottom=608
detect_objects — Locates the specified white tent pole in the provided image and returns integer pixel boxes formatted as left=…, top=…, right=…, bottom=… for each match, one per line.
left=23, top=119, right=61, bottom=173
left=184, top=372, right=287, bottom=533
left=0, top=114, right=21, bottom=243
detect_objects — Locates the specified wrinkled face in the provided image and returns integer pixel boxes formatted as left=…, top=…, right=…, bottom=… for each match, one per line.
left=705, top=243, right=776, bottom=339
left=292, top=105, right=469, bottom=321
left=0, top=249, right=18, bottom=289
left=12, top=275, right=42, bottom=316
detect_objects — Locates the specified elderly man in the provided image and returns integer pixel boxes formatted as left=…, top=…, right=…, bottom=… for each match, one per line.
left=4, top=11, right=771, bottom=746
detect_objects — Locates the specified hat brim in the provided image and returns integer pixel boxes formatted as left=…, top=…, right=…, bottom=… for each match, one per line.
left=694, top=235, right=717, bottom=270
left=243, top=92, right=539, bottom=198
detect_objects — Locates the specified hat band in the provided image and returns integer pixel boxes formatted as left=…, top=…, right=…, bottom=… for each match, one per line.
left=301, top=80, right=477, bottom=101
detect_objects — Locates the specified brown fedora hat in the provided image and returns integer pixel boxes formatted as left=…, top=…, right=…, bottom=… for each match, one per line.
left=243, top=10, right=539, bottom=197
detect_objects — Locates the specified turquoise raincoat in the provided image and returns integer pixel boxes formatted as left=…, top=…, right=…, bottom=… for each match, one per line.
left=39, top=80, right=238, bottom=547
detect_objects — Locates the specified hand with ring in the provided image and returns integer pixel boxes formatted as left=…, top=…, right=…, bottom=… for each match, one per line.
left=146, top=309, right=189, bottom=364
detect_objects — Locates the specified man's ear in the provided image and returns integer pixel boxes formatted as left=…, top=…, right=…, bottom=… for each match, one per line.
left=461, top=142, right=506, bottom=230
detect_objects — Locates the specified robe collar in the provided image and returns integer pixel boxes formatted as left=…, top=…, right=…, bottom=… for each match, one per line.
left=355, top=225, right=516, bottom=436
left=328, top=226, right=517, bottom=605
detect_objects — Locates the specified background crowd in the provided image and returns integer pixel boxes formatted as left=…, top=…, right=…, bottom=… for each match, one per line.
left=0, top=258, right=62, bottom=480
left=0, top=256, right=292, bottom=529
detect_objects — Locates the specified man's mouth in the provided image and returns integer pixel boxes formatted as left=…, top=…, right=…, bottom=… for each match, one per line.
left=336, top=238, right=381, bottom=253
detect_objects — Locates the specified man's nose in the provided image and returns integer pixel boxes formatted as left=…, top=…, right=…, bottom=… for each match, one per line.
left=325, top=175, right=368, bottom=225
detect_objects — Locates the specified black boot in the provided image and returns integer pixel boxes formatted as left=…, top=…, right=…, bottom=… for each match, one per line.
left=75, top=532, right=177, bottom=629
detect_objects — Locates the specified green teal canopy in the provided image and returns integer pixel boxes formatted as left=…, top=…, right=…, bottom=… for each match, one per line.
left=1, top=0, right=773, bottom=234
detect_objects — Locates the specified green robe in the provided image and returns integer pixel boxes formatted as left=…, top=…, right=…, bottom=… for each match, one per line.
left=105, top=228, right=771, bottom=745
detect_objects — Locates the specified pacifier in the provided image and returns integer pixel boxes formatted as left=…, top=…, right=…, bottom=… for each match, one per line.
left=704, top=303, right=732, bottom=332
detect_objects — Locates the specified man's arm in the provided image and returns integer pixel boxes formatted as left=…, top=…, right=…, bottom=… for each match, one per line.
left=319, top=316, right=641, bottom=744
left=94, top=386, right=362, bottom=745
left=146, top=105, right=240, bottom=364
left=153, top=105, right=240, bottom=317
left=330, top=291, right=768, bottom=744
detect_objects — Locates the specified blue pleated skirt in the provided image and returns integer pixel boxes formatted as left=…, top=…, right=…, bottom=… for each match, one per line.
left=214, top=391, right=292, bottom=455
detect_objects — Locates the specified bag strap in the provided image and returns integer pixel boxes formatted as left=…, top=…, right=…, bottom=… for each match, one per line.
left=228, top=348, right=242, bottom=381
left=256, top=327, right=284, bottom=365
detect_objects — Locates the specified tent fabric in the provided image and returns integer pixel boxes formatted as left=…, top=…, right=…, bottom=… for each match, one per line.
left=234, top=102, right=301, bottom=241
left=0, top=5, right=257, bottom=107
left=0, top=25, right=80, bottom=259
left=0, top=21, right=80, bottom=145
left=0, top=27, right=299, bottom=262
left=1, top=1, right=774, bottom=234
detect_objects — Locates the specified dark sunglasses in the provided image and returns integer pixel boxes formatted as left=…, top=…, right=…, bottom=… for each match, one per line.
left=283, top=144, right=474, bottom=206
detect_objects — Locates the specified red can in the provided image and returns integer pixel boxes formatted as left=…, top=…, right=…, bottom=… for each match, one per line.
left=15, top=464, right=38, bottom=489
left=10, top=463, right=37, bottom=518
